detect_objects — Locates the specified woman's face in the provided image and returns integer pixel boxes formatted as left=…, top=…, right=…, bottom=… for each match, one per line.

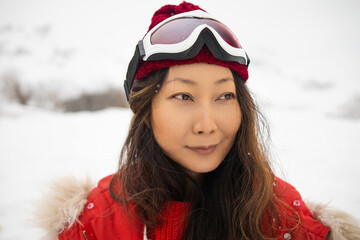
left=151, top=63, right=241, bottom=180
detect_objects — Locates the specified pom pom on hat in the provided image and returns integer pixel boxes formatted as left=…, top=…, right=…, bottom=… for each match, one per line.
left=146, top=2, right=204, bottom=34
left=134, top=1, right=249, bottom=82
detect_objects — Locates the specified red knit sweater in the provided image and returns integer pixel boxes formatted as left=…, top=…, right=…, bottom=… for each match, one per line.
left=147, top=201, right=191, bottom=240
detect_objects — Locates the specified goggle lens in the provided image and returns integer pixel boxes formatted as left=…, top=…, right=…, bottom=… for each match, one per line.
left=150, top=18, right=241, bottom=48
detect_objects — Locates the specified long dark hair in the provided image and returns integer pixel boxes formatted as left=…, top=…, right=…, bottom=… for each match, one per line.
left=110, top=67, right=299, bottom=239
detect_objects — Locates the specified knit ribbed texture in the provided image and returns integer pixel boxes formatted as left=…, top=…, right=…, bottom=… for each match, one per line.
left=148, top=201, right=191, bottom=240
left=146, top=2, right=204, bottom=34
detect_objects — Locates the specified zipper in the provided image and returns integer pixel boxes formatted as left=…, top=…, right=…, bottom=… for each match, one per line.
left=82, top=230, right=90, bottom=240
left=144, top=224, right=148, bottom=240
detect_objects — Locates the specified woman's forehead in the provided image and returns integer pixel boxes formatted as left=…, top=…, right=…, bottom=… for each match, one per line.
left=165, top=63, right=234, bottom=86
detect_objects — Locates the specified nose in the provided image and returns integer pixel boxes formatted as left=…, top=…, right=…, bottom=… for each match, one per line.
left=192, top=105, right=218, bottom=135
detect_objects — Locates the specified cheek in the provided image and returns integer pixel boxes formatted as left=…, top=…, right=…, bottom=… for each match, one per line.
left=217, top=104, right=242, bottom=137
left=151, top=102, right=189, bottom=143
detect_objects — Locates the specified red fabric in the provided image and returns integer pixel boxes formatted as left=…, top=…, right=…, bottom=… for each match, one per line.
left=58, top=175, right=144, bottom=240
left=134, top=1, right=249, bottom=82
left=262, top=177, right=331, bottom=239
left=59, top=175, right=330, bottom=240
left=147, top=202, right=191, bottom=240
left=146, top=2, right=204, bottom=34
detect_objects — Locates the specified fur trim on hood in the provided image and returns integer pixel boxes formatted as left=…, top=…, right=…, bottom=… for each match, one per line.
left=33, top=176, right=360, bottom=240
left=307, top=201, right=360, bottom=240
left=33, top=175, right=95, bottom=240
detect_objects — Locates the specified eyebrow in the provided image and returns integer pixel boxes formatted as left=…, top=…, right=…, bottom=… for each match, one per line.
left=215, top=77, right=234, bottom=85
left=166, top=77, right=234, bottom=85
left=166, top=77, right=196, bottom=85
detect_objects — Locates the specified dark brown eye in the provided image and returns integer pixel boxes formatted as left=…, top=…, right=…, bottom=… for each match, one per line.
left=174, top=94, right=191, bottom=100
left=218, top=93, right=235, bottom=100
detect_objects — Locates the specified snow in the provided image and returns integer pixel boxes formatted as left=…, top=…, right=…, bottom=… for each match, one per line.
left=0, top=107, right=133, bottom=238
left=0, top=0, right=359, bottom=239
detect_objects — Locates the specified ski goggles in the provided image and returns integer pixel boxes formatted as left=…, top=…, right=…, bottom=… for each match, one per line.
left=124, top=10, right=250, bottom=101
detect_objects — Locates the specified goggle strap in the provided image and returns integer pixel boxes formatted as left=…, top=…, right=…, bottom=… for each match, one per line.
left=124, top=41, right=145, bottom=101
left=138, top=41, right=146, bottom=58
left=123, top=80, right=131, bottom=102
left=245, top=52, right=250, bottom=67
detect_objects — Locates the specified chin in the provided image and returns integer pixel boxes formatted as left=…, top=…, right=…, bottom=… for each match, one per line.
left=188, top=161, right=223, bottom=174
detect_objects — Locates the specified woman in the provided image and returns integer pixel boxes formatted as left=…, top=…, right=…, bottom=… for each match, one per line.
left=36, top=2, right=360, bottom=240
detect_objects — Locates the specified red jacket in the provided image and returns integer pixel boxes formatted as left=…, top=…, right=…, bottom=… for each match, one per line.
left=58, top=175, right=330, bottom=240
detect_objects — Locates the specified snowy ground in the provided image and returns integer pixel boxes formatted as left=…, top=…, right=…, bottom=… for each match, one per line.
left=0, top=0, right=360, bottom=239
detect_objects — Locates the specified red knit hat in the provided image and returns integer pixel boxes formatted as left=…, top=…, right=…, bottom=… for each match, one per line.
left=134, top=1, right=249, bottom=82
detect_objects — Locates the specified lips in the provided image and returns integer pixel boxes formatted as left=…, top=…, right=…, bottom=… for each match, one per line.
left=187, top=144, right=217, bottom=154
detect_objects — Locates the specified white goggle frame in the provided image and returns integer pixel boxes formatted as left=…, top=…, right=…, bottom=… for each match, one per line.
left=141, top=10, right=249, bottom=66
